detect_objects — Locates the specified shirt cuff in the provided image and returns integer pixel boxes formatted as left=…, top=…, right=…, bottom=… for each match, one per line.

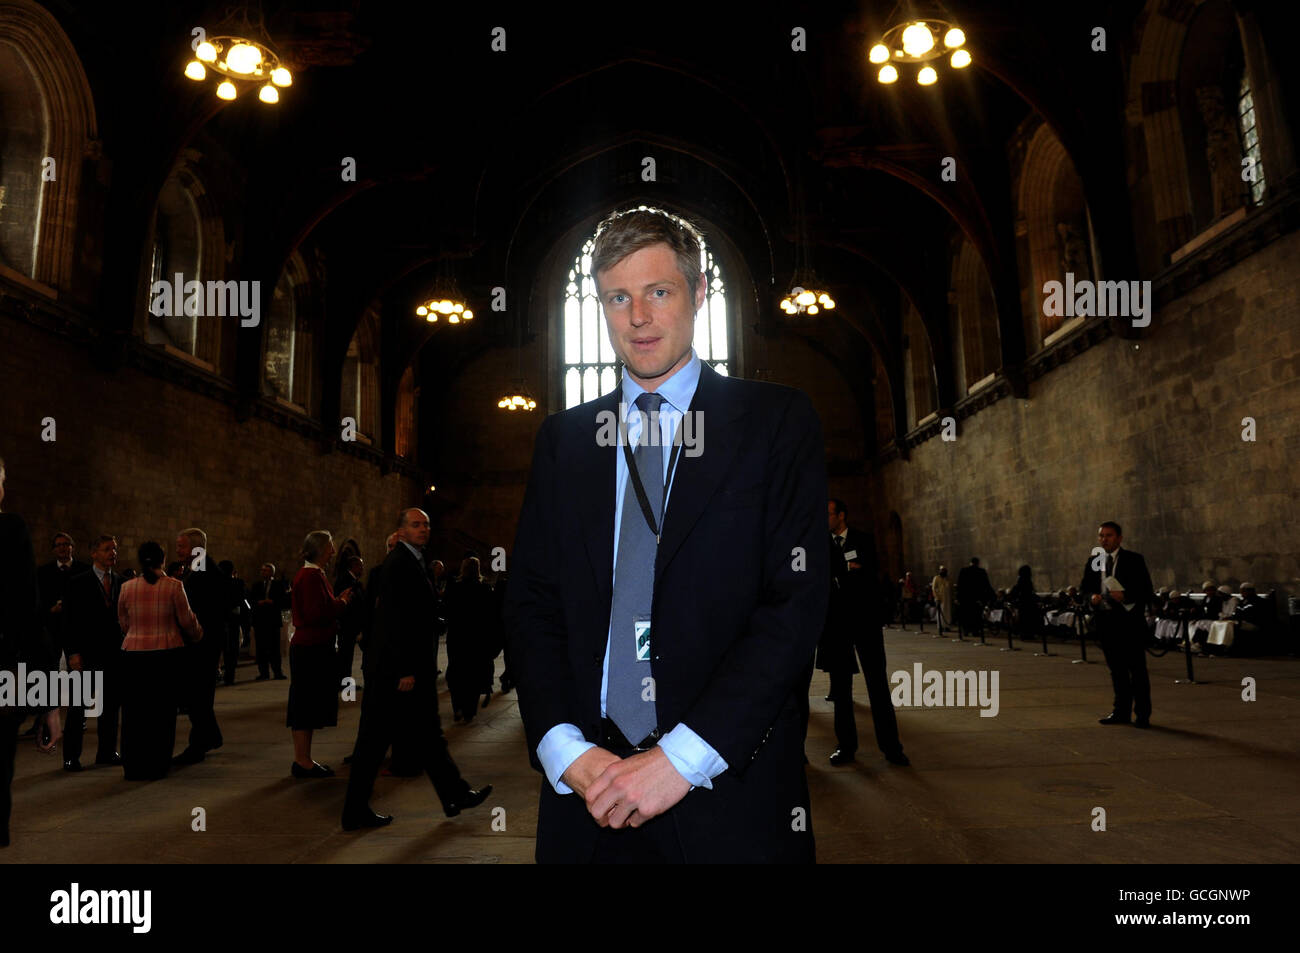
left=658, top=723, right=728, bottom=789
left=537, top=723, right=596, bottom=795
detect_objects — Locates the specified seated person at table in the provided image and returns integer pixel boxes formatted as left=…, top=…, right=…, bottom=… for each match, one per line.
left=1162, top=590, right=1194, bottom=617
left=1199, top=581, right=1223, bottom=620
left=1232, top=584, right=1273, bottom=654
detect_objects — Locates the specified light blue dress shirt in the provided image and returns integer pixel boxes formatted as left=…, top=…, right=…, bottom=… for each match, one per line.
left=536, top=349, right=729, bottom=794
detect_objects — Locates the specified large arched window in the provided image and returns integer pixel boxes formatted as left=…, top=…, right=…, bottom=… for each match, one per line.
left=341, top=307, right=380, bottom=442
left=562, top=217, right=728, bottom=409
left=262, top=251, right=315, bottom=412
left=0, top=40, right=46, bottom=278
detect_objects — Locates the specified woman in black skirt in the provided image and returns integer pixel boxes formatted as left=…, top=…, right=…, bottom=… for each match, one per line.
left=287, top=530, right=352, bottom=778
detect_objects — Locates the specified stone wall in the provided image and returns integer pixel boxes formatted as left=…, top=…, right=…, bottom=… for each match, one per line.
left=867, top=227, right=1300, bottom=599
left=0, top=317, right=422, bottom=582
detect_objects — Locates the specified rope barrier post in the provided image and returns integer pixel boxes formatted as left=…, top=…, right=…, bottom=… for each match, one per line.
left=1002, top=608, right=1018, bottom=652
left=1072, top=610, right=1089, bottom=664
left=1036, top=610, right=1051, bottom=657
left=1175, top=614, right=1197, bottom=684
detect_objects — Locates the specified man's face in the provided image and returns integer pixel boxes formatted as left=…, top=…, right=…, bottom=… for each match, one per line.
left=261, top=565, right=273, bottom=581
left=827, top=502, right=847, bottom=535
left=176, top=535, right=192, bottom=561
left=54, top=536, right=73, bottom=562
left=399, top=510, right=430, bottom=547
left=596, top=243, right=704, bottom=390
left=1097, top=526, right=1121, bottom=553
left=92, top=540, right=118, bottom=570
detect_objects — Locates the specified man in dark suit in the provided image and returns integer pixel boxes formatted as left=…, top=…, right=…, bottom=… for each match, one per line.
left=60, top=535, right=125, bottom=770
left=822, top=499, right=908, bottom=767
left=506, top=208, right=828, bottom=863
left=341, top=508, right=491, bottom=829
left=175, top=527, right=229, bottom=764
left=1080, top=521, right=1155, bottom=727
left=251, top=563, right=289, bottom=680
left=336, top=555, right=367, bottom=686
left=956, top=557, right=996, bottom=638
left=1, top=456, right=59, bottom=848
left=36, top=532, right=90, bottom=666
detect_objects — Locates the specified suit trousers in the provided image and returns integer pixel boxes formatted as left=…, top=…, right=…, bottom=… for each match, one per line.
left=1098, top=616, right=1151, bottom=720
left=0, top=708, right=17, bottom=846
left=223, top=619, right=241, bottom=684
left=344, top=678, right=469, bottom=813
left=830, top=669, right=858, bottom=753
left=255, top=623, right=283, bottom=677
left=121, top=648, right=185, bottom=780
left=855, top=627, right=903, bottom=756
left=63, top=651, right=122, bottom=764
left=183, top=638, right=223, bottom=751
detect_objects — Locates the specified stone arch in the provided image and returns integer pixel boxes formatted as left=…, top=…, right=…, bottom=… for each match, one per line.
left=1018, top=121, right=1093, bottom=348
left=949, top=237, right=1001, bottom=394
left=0, top=0, right=97, bottom=290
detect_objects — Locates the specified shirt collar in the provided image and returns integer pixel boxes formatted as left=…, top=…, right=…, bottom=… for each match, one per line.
left=620, top=348, right=701, bottom=420
left=400, top=541, right=425, bottom=564
left=93, top=564, right=107, bottom=581
left=57, top=558, right=72, bottom=569
left=304, top=561, right=321, bottom=570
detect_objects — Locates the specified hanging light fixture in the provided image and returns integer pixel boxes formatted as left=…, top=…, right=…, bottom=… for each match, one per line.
left=868, top=3, right=970, bottom=87
left=497, top=379, right=538, bottom=412
left=781, top=178, right=836, bottom=318
left=182, top=6, right=294, bottom=105
left=416, top=254, right=474, bottom=324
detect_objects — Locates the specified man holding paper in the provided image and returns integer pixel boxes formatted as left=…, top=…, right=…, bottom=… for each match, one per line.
left=1080, top=521, right=1155, bottom=728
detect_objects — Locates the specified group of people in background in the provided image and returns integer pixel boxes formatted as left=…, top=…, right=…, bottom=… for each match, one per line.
left=0, top=452, right=497, bottom=846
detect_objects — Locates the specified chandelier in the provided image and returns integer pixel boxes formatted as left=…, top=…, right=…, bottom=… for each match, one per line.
left=780, top=281, right=836, bottom=316
left=183, top=7, right=292, bottom=104
left=415, top=269, right=473, bottom=324
left=869, top=8, right=970, bottom=86
left=497, top=379, right=538, bottom=412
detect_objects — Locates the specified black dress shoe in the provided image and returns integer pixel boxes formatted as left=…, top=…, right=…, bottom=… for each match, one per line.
left=444, top=784, right=492, bottom=817
left=884, top=750, right=911, bottom=766
left=95, top=753, right=123, bottom=766
left=254, top=674, right=270, bottom=682
left=342, top=808, right=393, bottom=831
left=829, top=749, right=855, bottom=766
left=273, top=673, right=287, bottom=680
left=824, top=694, right=835, bottom=702
left=172, top=747, right=206, bottom=766
left=1134, top=718, right=1151, bottom=729
left=291, top=761, right=335, bottom=778
left=342, top=754, right=354, bottom=765
left=1098, top=713, right=1131, bottom=725
left=63, top=760, right=83, bottom=772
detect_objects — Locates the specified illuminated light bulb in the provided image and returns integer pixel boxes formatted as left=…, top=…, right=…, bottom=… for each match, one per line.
left=807, top=305, right=819, bottom=315
left=184, top=61, right=206, bottom=81
left=951, top=49, right=971, bottom=68
left=879, top=64, right=898, bottom=84
left=824, top=298, right=836, bottom=309
left=869, top=44, right=889, bottom=64
left=440, top=300, right=453, bottom=312
left=258, top=83, right=278, bottom=104
left=429, top=485, right=436, bottom=492
left=918, top=66, right=938, bottom=85
left=463, top=310, right=473, bottom=320
left=428, top=314, right=437, bottom=322
left=944, top=28, right=966, bottom=48
left=216, top=80, right=237, bottom=100
left=416, top=305, right=428, bottom=315
left=796, top=290, right=815, bottom=306
left=226, top=42, right=262, bottom=74
left=448, top=315, right=460, bottom=323
left=271, top=67, right=292, bottom=87
left=452, top=302, right=463, bottom=312
left=901, top=22, right=934, bottom=57
left=196, top=41, right=217, bottom=63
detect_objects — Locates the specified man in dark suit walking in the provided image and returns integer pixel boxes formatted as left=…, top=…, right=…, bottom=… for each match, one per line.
left=341, top=508, right=490, bottom=829
left=336, top=555, right=367, bottom=687
left=36, top=533, right=90, bottom=666
left=61, top=535, right=125, bottom=770
left=506, top=208, right=828, bottom=863
left=175, top=527, right=229, bottom=764
left=956, top=557, right=996, bottom=638
left=822, top=499, right=908, bottom=767
left=251, top=563, right=289, bottom=681
left=1, top=456, right=59, bottom=848
left=1080, top=521, right=1155, bottom=727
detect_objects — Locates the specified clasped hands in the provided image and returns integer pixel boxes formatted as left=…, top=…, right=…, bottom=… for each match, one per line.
left=1090, top=590, right=1126, bottom=606
left=561, top=745, right=692, bottom=829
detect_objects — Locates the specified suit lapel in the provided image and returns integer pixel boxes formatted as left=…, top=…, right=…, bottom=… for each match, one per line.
left=655, top=364, right=747, bottom=576
left=578, top=390, right=622, bottom=604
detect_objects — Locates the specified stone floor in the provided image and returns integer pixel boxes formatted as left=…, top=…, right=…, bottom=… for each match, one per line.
left=5, top=627, right=1298, bottom=864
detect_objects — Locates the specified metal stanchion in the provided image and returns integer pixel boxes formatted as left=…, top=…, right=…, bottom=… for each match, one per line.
left=1072, top=609, right=1091, bottom=664
left=1001, top=607, right=1020, bottom=651
left=1175, top=614, right=1198, bottom=684
left=1035, top=608, right=1051, bottom=657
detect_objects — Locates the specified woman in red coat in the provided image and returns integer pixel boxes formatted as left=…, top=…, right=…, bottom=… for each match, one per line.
left=287, top=530, right=352, bottom=778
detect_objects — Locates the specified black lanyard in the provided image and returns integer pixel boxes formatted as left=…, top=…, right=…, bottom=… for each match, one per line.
left=620, top=410, right=685, bottom=544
